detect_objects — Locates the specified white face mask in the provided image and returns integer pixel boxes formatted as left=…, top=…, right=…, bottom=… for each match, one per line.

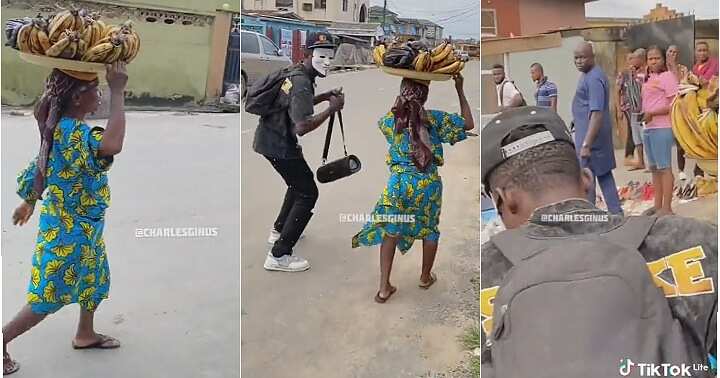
left=312, top=48, right=334, bottom=77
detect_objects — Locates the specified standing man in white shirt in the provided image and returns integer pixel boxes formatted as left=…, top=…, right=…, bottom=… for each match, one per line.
left=492, top=64, right=525, bottom=112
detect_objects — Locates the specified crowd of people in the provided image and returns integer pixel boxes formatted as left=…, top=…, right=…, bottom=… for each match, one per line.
left=492, top=40, right=719, bottom=216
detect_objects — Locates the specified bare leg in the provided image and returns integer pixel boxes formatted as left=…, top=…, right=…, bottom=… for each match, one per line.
left=636, top=145, right=645, bottom=169
left=72, top=308, right=120, bottom=348
left=652, top=170, right=663, bottom=211
left=661, top=169, right=674, bottom=214
left=3, top=305, right=48, bottom=371
left=421, top=239, right=438, bottom=284
left=378, top=236, right=398, bottom=299
left=677, top=145, right=686, bottom=172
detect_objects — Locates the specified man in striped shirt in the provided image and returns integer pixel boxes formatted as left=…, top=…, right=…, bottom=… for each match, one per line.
left=530, top=63, right=558, bottom=112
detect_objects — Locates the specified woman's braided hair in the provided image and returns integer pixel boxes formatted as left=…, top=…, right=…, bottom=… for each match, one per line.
left=32, top=69, right=94, bottom=198
left=392, top=78, right=433, bottom=171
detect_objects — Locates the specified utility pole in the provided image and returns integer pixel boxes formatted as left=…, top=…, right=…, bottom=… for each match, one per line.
left=382, top=0, right=387, bottom=34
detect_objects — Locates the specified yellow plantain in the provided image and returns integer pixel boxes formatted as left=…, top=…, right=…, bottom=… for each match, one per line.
left=81, top=42, right=113, bottom=62
left=431, top=41, right=447, bottom=56
left=105, top=44, right=123, bottom=63
left=432, top=53, right=457, bottom=70
left=17, top=24, right=34, bottom=53
left=37, top=29, right=51, bottom=52
left=431, top=44, right=453, bottom=64
left=432, top=60, right=462, bottom=74
left=78, top=39, right=87, bottom=57
left=48, top=11, right=73, bottom=43
left=128, top=31, right=140, bottom=61
left=413, top=52, right=427, bottom=72
left=45, top=35, right=70, bottom=57
left=29, top=26, right=42, bottom=54
left=451, top=61, right=465, bottom=74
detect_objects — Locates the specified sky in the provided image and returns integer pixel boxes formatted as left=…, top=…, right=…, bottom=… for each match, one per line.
left=369, top=0, right=480, bottom=39
left=586, top=0, right=718, bottom=19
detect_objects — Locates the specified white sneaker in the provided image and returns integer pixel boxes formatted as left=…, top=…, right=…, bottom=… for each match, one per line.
left=267, top=229, right=304, bottom=244
left=678, top=172, right=688, bottom=181
left=263, top=252, right=310, bottom=272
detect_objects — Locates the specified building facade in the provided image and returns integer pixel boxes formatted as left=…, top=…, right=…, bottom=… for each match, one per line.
left=242, top=0, right=369, bottom=23
left=481, top=0, right=596, bottom=38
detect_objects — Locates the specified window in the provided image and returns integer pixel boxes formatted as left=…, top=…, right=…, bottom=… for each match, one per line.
left=260, top=36, right=280, bottom=56
left=276, top=0, right=293, bottom=7
left=314, top=0, right=326, bottom=9
left=302, top=2, right=312, bottom=11
left=241, top=32, right=260, bottom=54
left=481, top=9, right=497, bottom=37
left=342, top=0, right=348, bottom=11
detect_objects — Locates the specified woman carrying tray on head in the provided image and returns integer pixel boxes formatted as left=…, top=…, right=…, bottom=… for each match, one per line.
left=3, top=62, right=127, bottom=375
left=351, top=74, right=475, bottom=303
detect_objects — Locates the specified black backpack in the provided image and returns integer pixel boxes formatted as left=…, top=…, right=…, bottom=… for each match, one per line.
left=486, top=216, right=703, bottom=378
left=244, top=66, right=304, bottom=116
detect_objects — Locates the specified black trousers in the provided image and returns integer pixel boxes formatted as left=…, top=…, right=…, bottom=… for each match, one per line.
left=265, top=155, right=319, bottom=257
left=623, top=112, right=635, bottom=158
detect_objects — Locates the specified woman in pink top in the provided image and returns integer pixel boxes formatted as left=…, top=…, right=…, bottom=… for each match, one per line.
left=693, top=41, right=719, bottom=86
left=641, top=46, right=677, bottom=215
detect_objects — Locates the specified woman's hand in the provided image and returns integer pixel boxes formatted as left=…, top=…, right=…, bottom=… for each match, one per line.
left=454, top=73, right=464, bottom=93
left=106, top=61, right=128, bottom=92
left=642, top=111, right=654, bottom=123
left=12, top=201, right=34, bottom=226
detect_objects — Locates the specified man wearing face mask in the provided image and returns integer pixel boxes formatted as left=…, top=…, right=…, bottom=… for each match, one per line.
left=479, top=107, right=717, bottom=377
left=253, top=32, right=345, bottom=272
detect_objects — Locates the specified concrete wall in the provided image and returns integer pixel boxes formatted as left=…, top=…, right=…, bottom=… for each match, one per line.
left=506, top=35, right=585, bottom=128
left=2, top=4, right=217, bottom=106
left=519, top=0, right=587, bottom=35
left=119, top=0, right=240, bottom=14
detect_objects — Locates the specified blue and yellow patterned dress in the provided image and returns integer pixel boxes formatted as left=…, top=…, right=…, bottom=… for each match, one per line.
left=352, top=110, right=466, bottom=253
left=17, top=117, right=113, bottom=314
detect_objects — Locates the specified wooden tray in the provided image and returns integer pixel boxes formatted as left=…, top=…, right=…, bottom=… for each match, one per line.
left=380, top=66, right=452, bottom=81
left=18, top=52, right=107, bottom=82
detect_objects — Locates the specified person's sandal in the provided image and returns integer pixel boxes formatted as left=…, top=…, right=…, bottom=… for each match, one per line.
left=418, top=272, right=437, bottom=289
left=374, top=286, right=397, bottom=304
left=72, top=334, right=121, bottom=350
left=3, top=354, right=20, bottom=376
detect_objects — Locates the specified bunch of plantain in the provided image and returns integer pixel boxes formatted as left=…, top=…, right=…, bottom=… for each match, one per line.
left=81, top=13, right=107, bottom=49
left=81, top=33, right=125, bottom=63
left=47, top=8, right=85, bottom=44
left=671, top=84, right=718, bottom=160
left=428, top=41, right=464, bottom=74
left=373, top=44, right=386, bottom=66
left=19, top=15, right=52, bottom=55
left=46, top=30, right=84, bottom=59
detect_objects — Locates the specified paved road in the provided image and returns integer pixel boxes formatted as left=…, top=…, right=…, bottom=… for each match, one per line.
left=242, top=63, right=481, bottom=377
left=2, top=111, right=241, bottom=377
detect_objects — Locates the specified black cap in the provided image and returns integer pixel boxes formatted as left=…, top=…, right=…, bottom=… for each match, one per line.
left=481, top=106, right=574, bottom=187
left=307, top=32, right=335, bottom=49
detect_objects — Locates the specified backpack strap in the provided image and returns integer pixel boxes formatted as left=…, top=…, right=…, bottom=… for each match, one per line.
left=600, top=215, right=657, bottom=249
left=490, top=215, right=657, bottom=266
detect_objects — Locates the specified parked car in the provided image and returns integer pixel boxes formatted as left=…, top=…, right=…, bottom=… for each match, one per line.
left=458, top=51, right=470, bottom=62
left=241, top=30, right=293, bottom=100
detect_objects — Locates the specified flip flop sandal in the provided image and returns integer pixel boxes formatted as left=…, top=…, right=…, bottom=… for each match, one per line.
left=3, top=354, right=19, bottom=376
left=72, top=334, right=121, bottom=350
left=419, top=272, right=437, bottom=290
left=374, top=286, right=397, bottom=304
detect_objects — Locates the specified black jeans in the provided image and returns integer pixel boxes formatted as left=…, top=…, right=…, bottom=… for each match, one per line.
left=265, top=156, right=319, bottom=257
